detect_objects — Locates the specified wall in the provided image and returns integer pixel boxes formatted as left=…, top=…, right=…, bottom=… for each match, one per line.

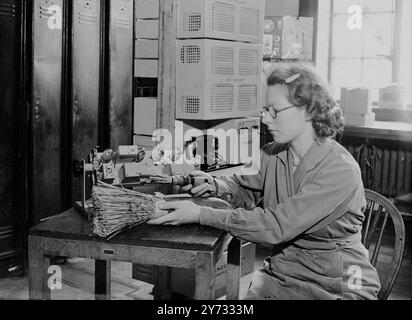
left=265, top=0, right=300, bottom=16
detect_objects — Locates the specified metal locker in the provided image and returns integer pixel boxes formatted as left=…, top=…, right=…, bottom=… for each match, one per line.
left=0, top=0, right=27, bottom=277
left=108, top=0, right=133, bottom=149
left=32, top=0, right=64, bottom=225
left=72, top=0, right=101, bottom=201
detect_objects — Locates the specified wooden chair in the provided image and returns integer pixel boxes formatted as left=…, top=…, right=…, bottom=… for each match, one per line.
left=362, top=189, right=406, bottom=300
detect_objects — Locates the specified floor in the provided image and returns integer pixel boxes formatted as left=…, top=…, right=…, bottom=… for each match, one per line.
left=1, top=235, right=411, bottom=300
left=0, top=254, right=259, bottom=300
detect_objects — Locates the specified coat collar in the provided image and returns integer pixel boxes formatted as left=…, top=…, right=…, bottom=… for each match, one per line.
left=294, top=138, right=333, bottom=191
left=276, top=139, right=333, bottom=192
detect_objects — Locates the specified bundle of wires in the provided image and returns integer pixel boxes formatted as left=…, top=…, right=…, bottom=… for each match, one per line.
left=92, top=181, right=163, bottom=239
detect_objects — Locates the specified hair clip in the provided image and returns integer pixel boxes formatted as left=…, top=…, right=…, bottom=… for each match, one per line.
left=285, top=74, right=301, bottom=84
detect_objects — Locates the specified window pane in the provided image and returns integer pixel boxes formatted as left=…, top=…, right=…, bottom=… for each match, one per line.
left=362, top=58, right=393, bottom=87
left=331, top=59, right=363, bottom=97
left=403, top=58, right=412, bottom=105
left=333, top=0, right=364, bottom=14
left=363, top=0, right=394, bottom=13
left=362, top=13, right=393, bottom=57
left=333, top=0, right=394, bottom=13
left=332, top=15, right=363, bottom=58
left=330, top=0, right=395, bottom=104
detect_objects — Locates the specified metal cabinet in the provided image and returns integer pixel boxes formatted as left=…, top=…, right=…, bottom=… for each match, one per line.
left=71, top=0, right=102, bottom=201
left=0, top=0, right=27, bottom=277
left=32, top=0, right=65, bottom=225
left=108, top=0, right=133, bottom=149
left=0, top=0, right=135, bottom=277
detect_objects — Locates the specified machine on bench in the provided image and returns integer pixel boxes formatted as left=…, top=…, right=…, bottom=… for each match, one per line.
left=72, top=145, right=196, bottom=217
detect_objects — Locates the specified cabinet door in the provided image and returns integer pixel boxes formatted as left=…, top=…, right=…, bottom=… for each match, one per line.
left=108, top=0, right=133, bottom=148
left=72, top=0, right=101, bottom=201
left=0, top=0, right=26, bottom=276
left=32, top=0, right=64, bottom=225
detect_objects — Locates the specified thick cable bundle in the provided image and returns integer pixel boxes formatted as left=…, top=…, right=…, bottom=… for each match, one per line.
left=92, top=181, right=163, bottom=239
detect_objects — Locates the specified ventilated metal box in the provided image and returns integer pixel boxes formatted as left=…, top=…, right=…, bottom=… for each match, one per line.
left=177, top=0, right=265, bottom=44
left=176, top=39, right=262, bottom=120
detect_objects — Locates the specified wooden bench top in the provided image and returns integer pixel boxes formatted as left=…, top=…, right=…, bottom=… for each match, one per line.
left=29, top=198, right=231, bottom=252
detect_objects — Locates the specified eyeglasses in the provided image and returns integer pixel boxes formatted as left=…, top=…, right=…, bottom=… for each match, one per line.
left=260, top=105, right=297, bottom=119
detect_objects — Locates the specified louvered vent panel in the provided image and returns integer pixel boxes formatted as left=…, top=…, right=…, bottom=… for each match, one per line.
left=239, top=49, right=258, bottom=75
left=212, top=2, right=235, bottom=33
left=211, top=47, right=234, bottom=75
left=211, top=85, right=233, bottom=112
left=239, top=7, right=259, bottom=36
left=238, top=85, right=257, bottom=111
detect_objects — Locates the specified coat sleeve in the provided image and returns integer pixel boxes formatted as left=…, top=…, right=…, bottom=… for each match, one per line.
left=200, top=156, right=360, bottom=245
left=212, top=145, right=268, bottom=210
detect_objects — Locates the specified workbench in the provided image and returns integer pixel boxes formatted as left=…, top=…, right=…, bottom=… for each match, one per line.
left=28, top=207, right=242, bottom=300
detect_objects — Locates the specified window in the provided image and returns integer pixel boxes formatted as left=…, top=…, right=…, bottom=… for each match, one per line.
left=325, top=0, right=412, bottom=106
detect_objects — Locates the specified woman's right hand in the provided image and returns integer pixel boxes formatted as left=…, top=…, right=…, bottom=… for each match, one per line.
left=180, top=171, right=217, bottom=198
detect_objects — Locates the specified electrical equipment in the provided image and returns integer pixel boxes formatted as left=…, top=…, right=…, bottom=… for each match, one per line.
left=183, top=134, right=221, bottom=171
left=118, top=145, right=143, bottom=159
left=73, top=146, right=117, bottom=215
left=211, top=117, right=261, bottom=165
left=379, top=85, right=405, bottom=109
left=264, top=16, right=313, bottom=61
left=177, top=0, right=265, bottom=44
left=118, top=161, right=168, bottom=184
left=181, top=117, right=261, bottom=167
left=176, top=39, right=262, bottom=120
left=134, top=134, right=157, bottom=150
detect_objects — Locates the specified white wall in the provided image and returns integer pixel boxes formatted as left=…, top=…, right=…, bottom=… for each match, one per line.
left=265, top=0, right=300, bottom=17
left=315, top=0, right=331, bottom=82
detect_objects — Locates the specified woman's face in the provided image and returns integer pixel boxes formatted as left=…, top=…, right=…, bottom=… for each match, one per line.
left=262, top=85, right=307, bottom=144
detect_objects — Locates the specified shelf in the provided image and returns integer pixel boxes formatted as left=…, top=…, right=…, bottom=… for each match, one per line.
left=343, top=121, right=412, bottom=143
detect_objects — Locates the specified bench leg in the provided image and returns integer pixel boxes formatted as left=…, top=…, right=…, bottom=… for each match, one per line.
left=28, top=236, right=51, bottom=300
left=226, top=238, right=242, bottom=300
left=194, top=252, right=215, bottom=300
left=95, top=260, right=111, bottom=300
left=153, top=266, right=172, bottom=300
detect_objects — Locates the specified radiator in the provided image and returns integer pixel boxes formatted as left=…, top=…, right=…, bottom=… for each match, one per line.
left=346, top=145, right=412, bottom=198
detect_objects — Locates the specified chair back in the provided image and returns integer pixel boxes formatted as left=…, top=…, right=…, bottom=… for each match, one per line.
left=362, top=189, right=405, bottom=300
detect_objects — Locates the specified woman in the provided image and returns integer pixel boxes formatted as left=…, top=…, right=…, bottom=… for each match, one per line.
left=148, top=63, right=381, bottom=300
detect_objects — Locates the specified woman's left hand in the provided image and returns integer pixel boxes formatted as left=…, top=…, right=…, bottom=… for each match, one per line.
left=147, top=201, right=202, bottom=226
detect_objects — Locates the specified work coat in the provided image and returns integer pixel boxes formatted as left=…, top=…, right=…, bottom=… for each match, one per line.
left=199, top=138, right=381, bottom=300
